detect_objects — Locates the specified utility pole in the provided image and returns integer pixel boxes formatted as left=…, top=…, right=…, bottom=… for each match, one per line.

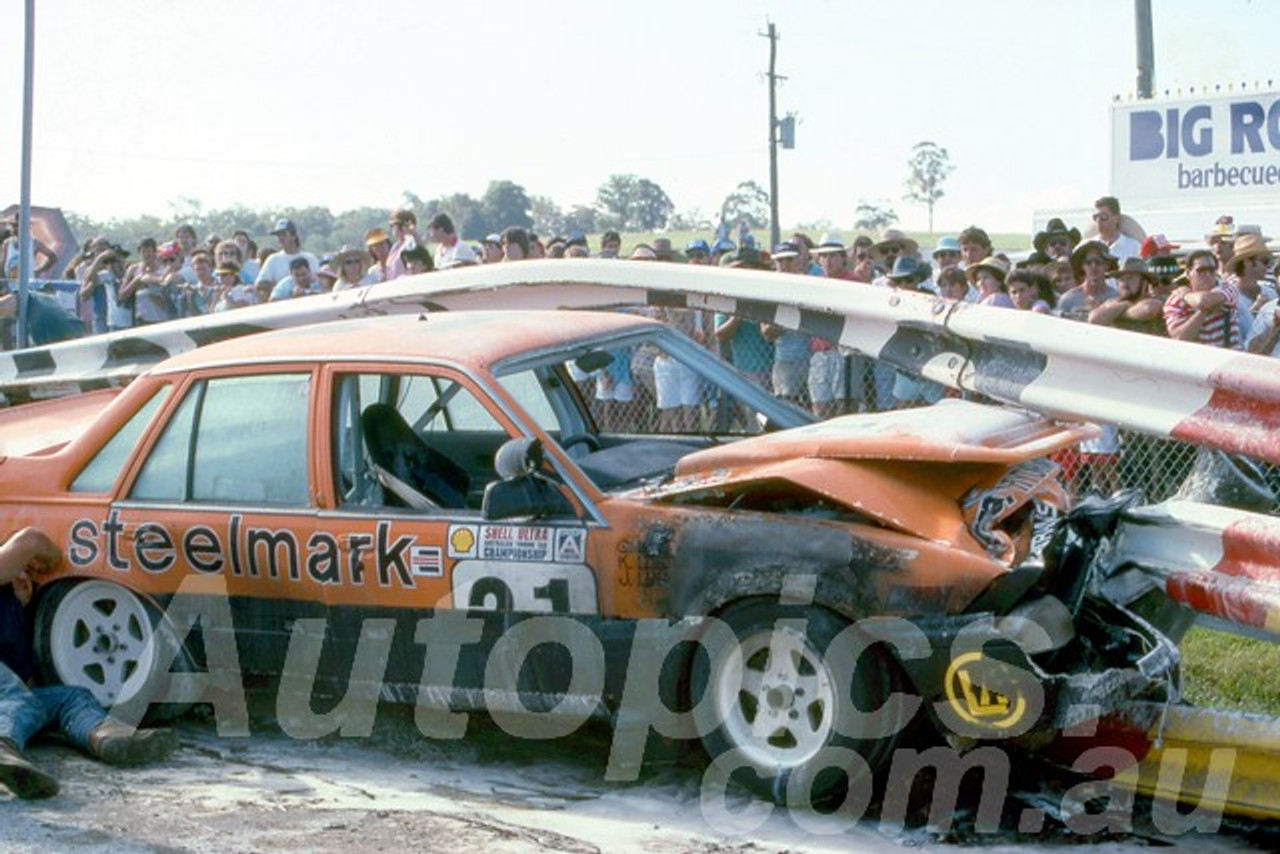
left=761, top=23, right=783, bottom=249
left=17, top=0, right=36, bottom=348
left=1134, top=0, right=1154, bottom=99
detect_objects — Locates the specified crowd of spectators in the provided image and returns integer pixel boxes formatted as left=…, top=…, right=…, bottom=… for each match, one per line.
left=0, top=194, right=1273, bottom=499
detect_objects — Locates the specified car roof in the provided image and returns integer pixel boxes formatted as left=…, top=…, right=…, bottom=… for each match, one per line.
left=152, top=310, right=658, bottom=375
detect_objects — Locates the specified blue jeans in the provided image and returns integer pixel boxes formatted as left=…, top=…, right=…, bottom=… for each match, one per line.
left=0, top=662, right=105, bottom=751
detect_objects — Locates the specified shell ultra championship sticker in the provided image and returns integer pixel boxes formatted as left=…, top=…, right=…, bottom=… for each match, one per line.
left=448, top=524, right=586, bottom=563
left=943, top=652, right=1028, bottom=731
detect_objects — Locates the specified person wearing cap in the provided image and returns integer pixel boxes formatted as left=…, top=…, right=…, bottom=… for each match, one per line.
left=1032, top=219, right=1081, bottom=261
left=426, top=212, right=477, bottom=270
left=477, top=234, right=501, bottom=265
left=759, top=243, right=814, bottom=408
left=1163, top=248, right=1241, bottom=349
left=1138, top=232, right=1180, bottom=261
left=1090, top=196, right=1142, bottom=263
left=255, top=218, right=320, bottom=290
left=931, top=236, right=963, bottom=272
left=966, top=256, right=1014, bottom=308
left=807, top=238, right=851, bottom=417
left=1205, top=215, right=1236, bottom=276
left=1056, top=241, right=1118, bottom=321
left=685, top=239, right=712, bottom=266
left=709, top=237, right=736, bottom=266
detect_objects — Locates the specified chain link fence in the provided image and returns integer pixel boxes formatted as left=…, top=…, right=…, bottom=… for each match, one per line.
left=581, top=311, right=1273, bottom=506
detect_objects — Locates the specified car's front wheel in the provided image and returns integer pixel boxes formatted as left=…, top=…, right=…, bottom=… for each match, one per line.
left=691, top=600, right=911, bottom=805
left=33, top=580, right=186, bottom=718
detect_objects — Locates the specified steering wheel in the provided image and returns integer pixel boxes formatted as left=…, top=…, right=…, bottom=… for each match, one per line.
left=559, top=432, right=601, bottom=454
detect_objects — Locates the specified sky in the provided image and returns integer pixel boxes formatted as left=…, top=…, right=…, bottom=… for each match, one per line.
left=0, top=0, right=1277, bottom=234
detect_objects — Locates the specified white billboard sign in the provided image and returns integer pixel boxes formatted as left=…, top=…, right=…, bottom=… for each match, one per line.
left=1112, top=90, right=1280, bottom=209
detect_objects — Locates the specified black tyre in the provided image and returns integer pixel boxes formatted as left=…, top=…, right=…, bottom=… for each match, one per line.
left=690, top=600, right=911, bottom=804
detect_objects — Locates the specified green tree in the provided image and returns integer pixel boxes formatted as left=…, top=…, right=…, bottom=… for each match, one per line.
left=480, top=180, right=533, bottom=237
left=423, top=194, right=485, bottom=241
left=562, top=204, right=600, bottom=235
left=719, top=181, right=770, bottom=229
left=903, top=141, right=954, bottom=232
left=530, top=195, right=565, bottom=238
left=853, top=200, right=898, bottom=232
left=594, top=174, right=673, bottom=231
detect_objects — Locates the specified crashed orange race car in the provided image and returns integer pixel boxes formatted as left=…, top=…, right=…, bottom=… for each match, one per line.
left=0, top=306, right=1264, bottom=809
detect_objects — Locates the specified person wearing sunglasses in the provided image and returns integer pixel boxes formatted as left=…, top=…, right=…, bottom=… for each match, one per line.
left=1163, top=249, right=1242, bottom=349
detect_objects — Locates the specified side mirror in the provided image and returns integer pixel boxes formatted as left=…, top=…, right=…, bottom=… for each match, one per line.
left=483, top=437, right=574, bottom=520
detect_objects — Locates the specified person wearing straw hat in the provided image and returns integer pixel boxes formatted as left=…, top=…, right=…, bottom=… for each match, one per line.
left=363, top=227, right=392, bottom=283
left=1205, top=214, right=1237, bottom=276
left=1225, top=231, right=1277, bottom=320
left=1089, top=258, right=1166, bottom=336
left=965, top=255, right=1014, bottom=308
left=332, top=245, right=374, bottom=291
left=1057, top=240, right=1118, bottom=321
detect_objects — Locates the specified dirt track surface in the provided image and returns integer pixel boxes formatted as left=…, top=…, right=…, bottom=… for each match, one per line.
left=2, top=702, right=1275, bottom=853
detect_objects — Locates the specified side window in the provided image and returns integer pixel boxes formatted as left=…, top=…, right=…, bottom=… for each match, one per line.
left=71, top=386, right=171, bottom=493
left=335, top=370, right=511, bottom=511
left=131, top=374, right=311, bottom=506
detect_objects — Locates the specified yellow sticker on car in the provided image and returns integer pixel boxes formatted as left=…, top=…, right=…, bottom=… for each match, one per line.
left=943, top=651, right=1028, bottom=730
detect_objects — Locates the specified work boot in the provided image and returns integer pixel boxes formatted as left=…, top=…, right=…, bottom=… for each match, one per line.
left=0, top=737, right=59, bottom=799
left=86, top=722, right=177, bottom=767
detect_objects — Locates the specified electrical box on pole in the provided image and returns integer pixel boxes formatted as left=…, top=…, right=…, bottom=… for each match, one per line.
left=778, top=114, right=796, bottom=150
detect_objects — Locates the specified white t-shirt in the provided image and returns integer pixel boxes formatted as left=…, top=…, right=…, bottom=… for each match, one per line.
left=255, top=250, right=319, bottom=286
left=434, top=239, right=477, bottom=269
left=1106, top=234, right=1143, bottom=263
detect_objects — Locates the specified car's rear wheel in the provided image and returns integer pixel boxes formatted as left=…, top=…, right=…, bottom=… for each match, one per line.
left=691, top=600, right=910, bottom=805
left=33, top=580, right=186, bottom=718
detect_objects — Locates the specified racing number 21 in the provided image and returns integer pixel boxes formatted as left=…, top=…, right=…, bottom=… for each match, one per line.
left=452, top=562, right=598, bottom=614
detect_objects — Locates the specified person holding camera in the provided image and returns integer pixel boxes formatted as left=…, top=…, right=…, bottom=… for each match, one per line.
left=78, top=243, right=133, bottom=333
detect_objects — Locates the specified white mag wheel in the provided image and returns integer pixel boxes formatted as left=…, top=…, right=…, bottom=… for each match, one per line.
left=40, top=580, right=171, bottom=708
left=713, top=622, right=837, bottom=772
